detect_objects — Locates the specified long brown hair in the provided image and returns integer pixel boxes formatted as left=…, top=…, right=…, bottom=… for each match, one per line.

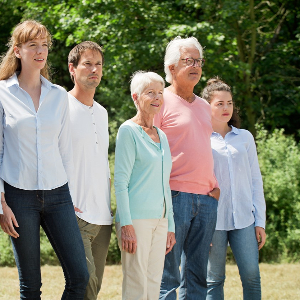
left=202, top=77, right=240, bottom=128
left=0, top=20, right=52, bottom=81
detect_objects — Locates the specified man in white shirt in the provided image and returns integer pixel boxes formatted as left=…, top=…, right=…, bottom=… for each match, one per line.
left=67, top=41, right=113, bottom=300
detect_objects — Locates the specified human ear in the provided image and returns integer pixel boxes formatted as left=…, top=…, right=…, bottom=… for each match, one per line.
left=13, top=46, right=21, bottom=58
left=132, top=93, right=139, bottom=106
left=169, top=65, right=175, bottom=74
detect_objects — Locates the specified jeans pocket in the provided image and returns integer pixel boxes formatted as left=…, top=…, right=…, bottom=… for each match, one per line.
left=171, top=190, right=181, bottom=198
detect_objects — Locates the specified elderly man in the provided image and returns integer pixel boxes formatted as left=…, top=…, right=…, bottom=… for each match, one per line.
left=68, top=41, right=113, bottom=300
left=154, top=37, right=220, bottom=299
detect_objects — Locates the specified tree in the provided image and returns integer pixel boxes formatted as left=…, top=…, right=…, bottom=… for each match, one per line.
left=17, top=0, right=300, bottom=138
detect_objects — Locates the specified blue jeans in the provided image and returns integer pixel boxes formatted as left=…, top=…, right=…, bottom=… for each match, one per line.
left=206, top=224, right=261, bottom=300
left=160, top=191, right=218, bottom=300
left=4, top=182, right=89, bottom=300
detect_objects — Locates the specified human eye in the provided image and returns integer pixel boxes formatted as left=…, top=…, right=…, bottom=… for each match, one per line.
left=186, top=58, right=194, bottom=65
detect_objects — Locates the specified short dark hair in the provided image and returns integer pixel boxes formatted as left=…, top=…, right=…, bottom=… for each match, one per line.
left=68, top=41, right=104, bottom=83
left=202, top=77, right=240, bottom=128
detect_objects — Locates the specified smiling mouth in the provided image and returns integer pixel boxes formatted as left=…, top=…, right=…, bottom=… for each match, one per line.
left=151, top=104, right=159, bottom=107
left=34, top=58, right=44, bottom=61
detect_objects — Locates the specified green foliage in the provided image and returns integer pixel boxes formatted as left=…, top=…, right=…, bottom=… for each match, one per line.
left=107, top=153, right=121, bottom=264
left=6, top=0, right=298, bottom=140
left=0, top=232, right=15, bottom=266
left=256, top=126, right=300, bottom=262
left=0, top=0, right=299, bottom=265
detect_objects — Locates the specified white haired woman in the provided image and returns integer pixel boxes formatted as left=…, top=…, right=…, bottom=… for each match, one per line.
left=114, top=71, right=176, bottom=300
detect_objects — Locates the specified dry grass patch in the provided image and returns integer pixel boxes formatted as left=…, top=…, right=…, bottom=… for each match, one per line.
left=0, top=263, right=299, bottom=299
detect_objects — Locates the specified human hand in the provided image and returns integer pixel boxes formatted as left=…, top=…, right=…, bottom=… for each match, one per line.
left=0, top=194, right=19, bottom=238
left=74, top=206, right=83, bottom=213
left=166, top=232, right=176, bottom=255
left=121, top=225, right=137, bottom=254
left=255, top=226, right=266, bottom=250
left=208, top=188, right=220, bottom=200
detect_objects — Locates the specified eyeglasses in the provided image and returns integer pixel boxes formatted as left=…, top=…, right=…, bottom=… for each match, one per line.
left=181, top=58, right=205, bottom=67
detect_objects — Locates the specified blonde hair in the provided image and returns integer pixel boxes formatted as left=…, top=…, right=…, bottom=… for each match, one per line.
left=0, top=20, right=52, bottom=81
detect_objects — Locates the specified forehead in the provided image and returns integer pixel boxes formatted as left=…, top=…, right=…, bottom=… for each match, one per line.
left=143, top=81, right=164, bottom=91
left=25, top=36, right=48, bottom=42
left=79, top=49, right=102, bottom=62
left=212, top=91, right=233, bottom=101
left=180, top=47, right=200, bottom=58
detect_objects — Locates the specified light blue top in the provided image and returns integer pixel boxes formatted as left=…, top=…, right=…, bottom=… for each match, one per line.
left=0, top=73, right=73, bottom=214
left=114, top=120, right=175, bottom=232
left=211, top=126, right=266, bottom=230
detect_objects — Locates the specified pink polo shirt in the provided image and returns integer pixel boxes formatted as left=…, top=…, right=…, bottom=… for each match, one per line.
left=154, top=88, right=218, bottom=195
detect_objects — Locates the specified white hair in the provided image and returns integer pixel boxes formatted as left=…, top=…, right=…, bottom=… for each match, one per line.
left=164, top=36, right=203, bottom=84
left=130, top=70, right=165, bottom=98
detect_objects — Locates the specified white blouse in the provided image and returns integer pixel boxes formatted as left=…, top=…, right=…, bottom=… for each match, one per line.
left=0, top=73, right=73, bottom=214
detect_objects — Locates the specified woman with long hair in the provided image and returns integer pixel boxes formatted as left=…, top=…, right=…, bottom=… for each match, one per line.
left=0, top=20, right=89, bottom=299
left=202, top=77, right=266, bottom=300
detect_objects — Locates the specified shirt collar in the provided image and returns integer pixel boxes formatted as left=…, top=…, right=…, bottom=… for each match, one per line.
left=6, top=72, right=55, bottom=90
left=231, top=126, right=239, bottom=135
left=212, top=125, right=239, bottom=137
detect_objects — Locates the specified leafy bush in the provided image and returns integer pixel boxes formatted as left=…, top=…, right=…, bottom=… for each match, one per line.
left=257, top=127, right=300, bottom=262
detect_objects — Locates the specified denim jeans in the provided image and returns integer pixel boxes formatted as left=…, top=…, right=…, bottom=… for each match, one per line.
left=160, top=191, right=218, bottom=300
left=206, top=223, right=261, bottom=300
left=4, top=182, right=89, bottom=300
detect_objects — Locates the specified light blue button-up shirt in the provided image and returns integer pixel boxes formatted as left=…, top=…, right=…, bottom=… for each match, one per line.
left=211, top=126, right=266, bottom=230
left=0, top=73, right=73, bottom=214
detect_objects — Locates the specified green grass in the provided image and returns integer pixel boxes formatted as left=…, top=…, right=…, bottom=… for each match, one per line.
left=0, top=263, right=299, bottom=299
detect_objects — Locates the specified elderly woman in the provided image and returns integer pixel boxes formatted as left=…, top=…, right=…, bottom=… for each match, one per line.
left=114, top=71, right=176, bottom=300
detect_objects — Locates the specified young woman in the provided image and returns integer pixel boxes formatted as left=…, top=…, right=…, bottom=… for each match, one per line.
left=202, top=78, right=266, bottom=300
left=0, top=20, right=89, bottom=299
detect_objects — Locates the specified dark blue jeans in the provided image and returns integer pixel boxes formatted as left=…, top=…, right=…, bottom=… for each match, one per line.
left=160, top=191, right=218, bottom=300
left=4, top=182, right=89, bottom=300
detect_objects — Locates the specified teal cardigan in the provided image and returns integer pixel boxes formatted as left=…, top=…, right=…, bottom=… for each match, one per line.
left=114, top=120, right=175, bottom=232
